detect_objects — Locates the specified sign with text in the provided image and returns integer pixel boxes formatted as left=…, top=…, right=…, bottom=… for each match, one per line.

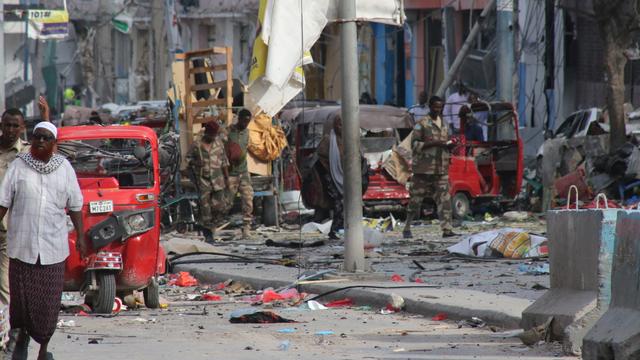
left=27, top=9, right=69, bottom=40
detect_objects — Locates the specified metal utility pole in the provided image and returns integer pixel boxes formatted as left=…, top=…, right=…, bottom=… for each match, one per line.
left=0, top=1, right=5, bottom=111
left=151, top=0, right=166, bottom=99
left=339, top=0, right=365, bottom=272
left=436, top=0, right=495, bottom=97
left=496, top=0, right=514, bottom=101
left=23, top=1, right=30, bottom=114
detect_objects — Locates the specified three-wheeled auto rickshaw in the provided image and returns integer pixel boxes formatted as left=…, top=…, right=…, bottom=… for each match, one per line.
left=285, top=102, right=523, bottom=219
left=57, top=125, right=166, bottom=313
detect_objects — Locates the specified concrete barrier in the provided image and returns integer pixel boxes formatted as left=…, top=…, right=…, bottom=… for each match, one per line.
left=521, top=208, right=618, bottom=354
left=582, top=211, right=640, bottom=360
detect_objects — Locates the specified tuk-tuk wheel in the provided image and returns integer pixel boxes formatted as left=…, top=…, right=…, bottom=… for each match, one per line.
left=452, top=192, right=471, bottom=220
left=144, top=277, right=161, bottom=309
left=92, top=272, right=116, bottom=314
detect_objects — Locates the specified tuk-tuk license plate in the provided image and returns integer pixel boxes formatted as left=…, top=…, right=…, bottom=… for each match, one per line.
left=89, top=200, right=113, bottom=214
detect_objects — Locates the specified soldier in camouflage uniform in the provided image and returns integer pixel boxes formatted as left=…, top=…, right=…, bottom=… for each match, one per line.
left=187, top=121, right=230, bottom=243
left=226, top=109, right=254, bottom=239
left=403, top=96, right=457, bottom=238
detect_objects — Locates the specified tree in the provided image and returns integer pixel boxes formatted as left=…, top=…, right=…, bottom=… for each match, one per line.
left=593, top=0, right=640, bottom=151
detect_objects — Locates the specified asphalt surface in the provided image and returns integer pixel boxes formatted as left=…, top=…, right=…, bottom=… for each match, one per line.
left=45, top=301, right=574, bottom=360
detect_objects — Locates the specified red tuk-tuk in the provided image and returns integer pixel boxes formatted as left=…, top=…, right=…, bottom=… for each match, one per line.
left=285, top=102, right=523, bottom=219
left=57, top=125, right=166, bottom=313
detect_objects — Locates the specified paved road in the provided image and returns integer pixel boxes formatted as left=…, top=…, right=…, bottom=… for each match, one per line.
left=41, top=299, right=572, bottom=360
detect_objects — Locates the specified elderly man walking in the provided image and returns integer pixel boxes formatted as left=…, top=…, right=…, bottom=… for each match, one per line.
left=0, top=122, right=84, bottom=360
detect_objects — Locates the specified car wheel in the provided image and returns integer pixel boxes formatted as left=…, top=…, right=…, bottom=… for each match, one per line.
left=92, top=272, right=116, bottom=314
left=143, top=277, right=161, bottom=309
left=452, top=192, right=471, bottom=220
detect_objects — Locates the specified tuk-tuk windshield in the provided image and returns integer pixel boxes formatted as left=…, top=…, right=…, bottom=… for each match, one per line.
left=57, top=138, right=154, bottom=188
left=490, top=110, right=518, bottom=142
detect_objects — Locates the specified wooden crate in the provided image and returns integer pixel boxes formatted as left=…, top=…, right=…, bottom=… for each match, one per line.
left=181, top=47, right=234, bottom=146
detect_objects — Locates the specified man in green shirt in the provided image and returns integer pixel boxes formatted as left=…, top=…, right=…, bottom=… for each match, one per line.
left=226, top=109, right=254, bottom=239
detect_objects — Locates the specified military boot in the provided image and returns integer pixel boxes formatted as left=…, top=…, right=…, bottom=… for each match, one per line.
left=402, top=212, right=415, bottom=239
left=202, top=228, right=214, bottom=243
left=241, top=224, right=251, bottom=240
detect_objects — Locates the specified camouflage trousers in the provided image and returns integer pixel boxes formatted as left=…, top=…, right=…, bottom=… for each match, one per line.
left=228, top=173, right=254, bottom=224
left=407, top=174, right=452, bottom=231
left=200, top=187, right=230, bottom=228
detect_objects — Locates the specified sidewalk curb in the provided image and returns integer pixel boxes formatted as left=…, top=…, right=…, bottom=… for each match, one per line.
left=176, top=265, right=527, bottom=329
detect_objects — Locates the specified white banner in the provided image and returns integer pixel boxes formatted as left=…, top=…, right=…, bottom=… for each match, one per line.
left=247, top=0, right=405, bottom=116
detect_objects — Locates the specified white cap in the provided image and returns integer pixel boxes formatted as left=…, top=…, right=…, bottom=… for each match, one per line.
left=33, top=122, right=58, bottom=139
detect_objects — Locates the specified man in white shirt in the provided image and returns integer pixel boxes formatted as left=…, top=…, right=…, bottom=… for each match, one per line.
left=408, top=91, right=429, bottom=124
left=443, top=83, right=470, bottom=132
left=0, top=122, right=84, bottom=360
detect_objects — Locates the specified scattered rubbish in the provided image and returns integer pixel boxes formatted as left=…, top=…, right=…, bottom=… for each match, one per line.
left=324, top=298, right=354, bottom=308
left=225, top=281, right=253, bottom=294
left=518, top=263, right=550, bottom=275
left=61, top=303, right=92, bottom=314
left=132, top=317, right=156, bottom=323
left=112, top=297, right=123, bottom=313
left=201, top=293, right=222, bottom=301
left=503, top=211, right=530, bottom=222
left=314, top=330, right=335, bottom=336
left=379, top=309, right=395, bottom=315
left=278, top=340, right=290, bottom=351
left=277, top=328, right=296, bottom=333
left=447, top=228, right=548, bottom=258
left=123, top=294, right=139, bottom=309
left=306, top=301, right=328, bottom=311
left=518, top=317, right=553, bottom=345
left=56, top=319, right=76, bottom=328
left=390, top=274, right=405, bottom=282
left=431, top=313, right=448, bottom=321
left=258, top=288, right=302, bottom=303
left=484, top=213, right=495, bottom=222
left=363, top=215, right=397, bottom=232
left=265, top=239, right=325, bottom=248
left=386, top=293, right=405, bottom=312
left=169, top=272, right=198, bottom=287
left=363, top=227, right=384, bottom=249
left=413, top=277, right=425, bottom=283
left=229, top=311, right=295, bottom=324
left=301, top=221, right=332, bottom=235
left=354, top=306, right=372, bottom=312
left=531, top=283, right=549, bottom=290
left=457, top=317, right=486, bottom=328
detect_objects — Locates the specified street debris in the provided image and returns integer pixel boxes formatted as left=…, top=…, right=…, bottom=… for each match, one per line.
left=314, top=330, right=335, bottom=336
left=278, top=339, right=291, bottom=351
left=56, top=319, right=77, bottom=328
left=386, top=293, right=405, bottom=312
left=277, top=328, right=296, bottom=333
left=324, top=298, right=354, bottom=308
left=169, top=272, right=198, bottom=287
left=229, top=310, right=295, bottom=324
left=518, top=317, right=553, bottom=346
left=457, top=317, right=486, bottom=328
left=447, top=228, right=548, bottom=258
left=305, top=301, right=328, bottom=310
left=431, top=313, right=448, bottom=321
left=519, top=263, right=550, bottom=275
